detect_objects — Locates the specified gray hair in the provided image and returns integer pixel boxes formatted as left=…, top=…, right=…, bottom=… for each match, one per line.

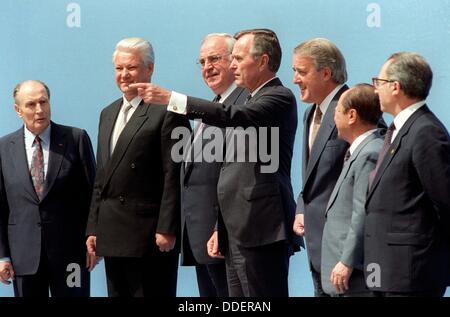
left=385, top=52, right=432, bottom=100
left=294, top=38, right=347, bottom=84
left=13, top=80, right=50, bottom=104
left=202, top=33, right=236, bottom=54
left=112, top=37, right=155, bottom=66
left=234, top=28, right=282, bottom=73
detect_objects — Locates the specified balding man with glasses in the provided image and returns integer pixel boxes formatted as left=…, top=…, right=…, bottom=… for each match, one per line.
left=180, top=33, right=247, bottom=297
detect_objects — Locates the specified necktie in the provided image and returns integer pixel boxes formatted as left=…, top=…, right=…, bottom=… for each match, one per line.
left=111, top=103, right=133, bottom=154
left=30, top=136, right=44, bottom=200
left=368, top=123, right=396, bottom=189
left=213, top=94, right=221, bottom=102
left=344, top=149, right=351, bottom=162
left=309, top=105, right=323, bottom=153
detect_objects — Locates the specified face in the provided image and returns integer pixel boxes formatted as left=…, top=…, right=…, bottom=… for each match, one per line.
left=114, top=50, right=153, bottom=100
left=292, top=54, right=330, bottom=104
left=334, top=91, right=350, bottom=140
left=374, top=60, right=394, bottom=114
left=199, top=37, right=235, bottom=95
left=230, top=34, right=263, bottom=92
left=15, top=81, right=51, bottom=135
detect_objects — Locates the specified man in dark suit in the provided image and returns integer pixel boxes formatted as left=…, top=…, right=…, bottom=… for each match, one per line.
left=85, top=38, right=190, bottom=297
left=291, top=38, right=350, bottom=297
left=180, top=33, right=247, bottom=297
left=364, top=52, right=450, bottom=297
left=131, top=28, right=300, bottom=297
left=321, top=84, right=383, bottom=296
left=0, top=80, right=96, bottom=297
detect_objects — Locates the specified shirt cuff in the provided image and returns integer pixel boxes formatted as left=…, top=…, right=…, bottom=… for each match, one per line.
left=167, top=91, right=187, bottom=115
left=0, top=257, right=11, bottom=262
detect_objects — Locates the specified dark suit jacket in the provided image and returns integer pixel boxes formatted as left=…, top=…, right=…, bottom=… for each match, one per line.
left=181, top=87, right=248, bottom=265
left=364, top=105, right=450, bottom=292
left=0, top=122, right=95, bottom=275
left=297, top=85, right=350, bottom=272
left=185, top=78, right=301, bottom=249
left=86, top=98, right=190, bottom=257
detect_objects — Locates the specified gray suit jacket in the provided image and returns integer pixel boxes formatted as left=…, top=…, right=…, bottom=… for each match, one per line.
left=320, top=130, right=383, bottom=295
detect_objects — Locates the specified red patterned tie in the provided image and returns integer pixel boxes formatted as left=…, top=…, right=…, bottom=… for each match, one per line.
left=30, top=136, right=44, bottom=200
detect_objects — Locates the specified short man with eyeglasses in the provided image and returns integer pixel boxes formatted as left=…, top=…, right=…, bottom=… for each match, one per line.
left=180, top=33, right=247, bottom=297
left=130, top=28, right=301, bottom=297
left=365, top=52, right=450, bottom=297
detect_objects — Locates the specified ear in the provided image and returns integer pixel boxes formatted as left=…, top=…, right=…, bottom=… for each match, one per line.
left=348, top=109, right=357, bottom=125
left=14, top=104, right=22, bottom=117
left=146, top=63, right=154, bottom=77
left=391, top=80, right=401, bottom=96
left=259, top=54, right=269, bottom=71
left=322, top=67, right=332, bottom=81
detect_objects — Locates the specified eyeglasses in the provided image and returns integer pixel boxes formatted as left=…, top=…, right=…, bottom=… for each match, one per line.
left=372, top=77, right=395, bottom=88
left=196, top=54, right=230, bottom=68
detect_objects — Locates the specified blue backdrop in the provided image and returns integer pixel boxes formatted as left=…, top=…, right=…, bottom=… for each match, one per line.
left=1, top=0, right=449, bottom=297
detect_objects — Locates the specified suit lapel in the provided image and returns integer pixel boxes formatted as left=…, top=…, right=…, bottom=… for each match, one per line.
left=367, top=106, right=429, bottom=201
left=326, top=132, right=377, bottom=214
left=103, top=100, right=149, bottom=184
left=304, top=85, right=348, bottom=185
left=41, top=123, right=66, bottom=200
left=100, top=100, right=122, bottom=166
left=9, top=129, right=39, bottom=201
left=184, top=87, right=246, bottom=181
left=302, top=105, right=314, bottom=180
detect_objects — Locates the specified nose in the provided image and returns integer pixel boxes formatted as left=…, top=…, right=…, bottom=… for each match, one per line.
left=35, top=103, right=43, bottom=113
left=293, top=71, right=301, bottom=84
left=229, top=59, right=237, bottom=70
left=121, top=68, right=129, bottom=78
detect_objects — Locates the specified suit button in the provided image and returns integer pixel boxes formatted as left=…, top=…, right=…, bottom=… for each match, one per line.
left=119, top=196, right=125, bottom=204
left=131, top=163, right=136, bottom=169
left=37, top=222, right=41, bottom=228
left=184, top=185, right=188, bottom=189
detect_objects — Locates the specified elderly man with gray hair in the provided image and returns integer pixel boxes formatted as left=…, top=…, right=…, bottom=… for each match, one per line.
left=85, top=37, right=190, bottom=297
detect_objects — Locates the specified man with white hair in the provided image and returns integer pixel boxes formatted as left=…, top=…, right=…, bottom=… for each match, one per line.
left=85, top=37, right=190, bottom=297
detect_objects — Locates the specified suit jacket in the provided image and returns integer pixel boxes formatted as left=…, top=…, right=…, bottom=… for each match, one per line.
left=297, top=85, right=350, bottom=271
left=86, top=98, right=190, bottom=257
left=185, top=78, right=301, bottom=249
left=0, top=122, right=95, bottom=275
left=180, top=87, right=248, bottom=265
left=364, top=105, right=450, bottom=292
left=321, top=130, right=383, bottom=295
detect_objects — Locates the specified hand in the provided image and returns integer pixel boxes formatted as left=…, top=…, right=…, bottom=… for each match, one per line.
left=128, top=83, right=172, bottom=105
left=330, top=261, right=353, bottom=294
left=207, top=231, right=224, bottom=259
left=86, top=252, right=103, bottom=272
left=293, top=213, right=305, bottom=236
left=0, top=261, right=15, bottom=285
left=155, top=233, right=176, bottom=252
left=86, top=235, right=97, bottom=256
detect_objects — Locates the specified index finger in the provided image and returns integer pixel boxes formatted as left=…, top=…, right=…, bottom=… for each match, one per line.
left=128, top=83, right=150, bottom=89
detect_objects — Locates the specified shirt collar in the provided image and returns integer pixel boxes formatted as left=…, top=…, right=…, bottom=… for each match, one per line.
left=250, top=77, right=277, bottom=97
left=317, top=84, right=344, bottom=115
left=24, top=123, right=51, bottom=148
left=349, top=128, right=377, bottom=155
left=393, top=100, right=426, bottom=132
left=218, top=83, right=237, bottom=103
left=122, top=95, right=143, bottom=109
